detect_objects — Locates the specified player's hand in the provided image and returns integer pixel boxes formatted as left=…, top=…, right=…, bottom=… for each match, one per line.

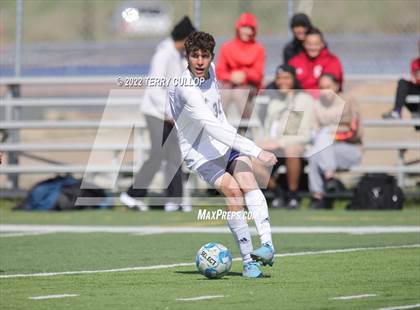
left=231, top=71, right=246, bottom=85
left=257, top=150, right=277, bottom=166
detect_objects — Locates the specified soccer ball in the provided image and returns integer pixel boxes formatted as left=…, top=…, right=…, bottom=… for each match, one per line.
left=195, top=243, right=232, bottom=279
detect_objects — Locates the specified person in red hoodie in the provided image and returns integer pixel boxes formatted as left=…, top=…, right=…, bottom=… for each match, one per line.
left=288, top=27, right=343, bottom=91
left=216, top=13, right=265, bottom=119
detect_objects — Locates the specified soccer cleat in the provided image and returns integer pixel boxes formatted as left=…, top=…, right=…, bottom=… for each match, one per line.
left=242, top=261, right=263, bottom=278
left=119, top=192, right=149, bottom=211
left=251, top=243, right=275, bottom=267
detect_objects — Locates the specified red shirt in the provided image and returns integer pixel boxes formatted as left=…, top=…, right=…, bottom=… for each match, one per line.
left=288, top=48, right=343, bottom=90
left=216, top=13, right=265, bottom=89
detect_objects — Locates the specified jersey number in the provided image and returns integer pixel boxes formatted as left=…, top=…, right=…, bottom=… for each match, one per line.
left=213, top=102, right=221, bottom=118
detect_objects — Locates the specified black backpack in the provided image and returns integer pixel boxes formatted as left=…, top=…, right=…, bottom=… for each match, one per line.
left=348, top=174, right=404, bottom=210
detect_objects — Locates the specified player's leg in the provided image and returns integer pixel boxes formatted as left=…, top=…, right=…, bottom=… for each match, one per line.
left=214, top=172, right=262, bottom=278
left=230, top=156, right=275, bottom=266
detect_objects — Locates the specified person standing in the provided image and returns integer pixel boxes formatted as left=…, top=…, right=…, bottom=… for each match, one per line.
left=120, top=16, right=196, bottom=212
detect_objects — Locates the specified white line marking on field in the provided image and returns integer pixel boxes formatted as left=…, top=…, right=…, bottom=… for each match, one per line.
left=331, top=293, right=377, bottom=300
left=0, top=232, right=52, bottom=238
left=29, top=294, right=79, bottom=300
left=176, top=295, right=225, bottom=301
left=1, top=224, right=419, bottom=235
left=374, top=304, right=420, bottom=310
left=0, top=244, right=418, bottom=279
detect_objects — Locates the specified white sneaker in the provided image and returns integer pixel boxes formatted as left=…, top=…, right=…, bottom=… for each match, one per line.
left=164, top=202, right=180, bottom=212
left=119, top=192, right=149, bottom=211
left=181, top=204, right=192, bottom=212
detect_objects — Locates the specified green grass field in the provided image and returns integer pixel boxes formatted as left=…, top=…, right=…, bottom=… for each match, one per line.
left=0, top=203, right=419, bottom=310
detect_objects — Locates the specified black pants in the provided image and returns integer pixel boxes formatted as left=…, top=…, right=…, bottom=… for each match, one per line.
left=127, top=115, right=183, bottom=201
left=393, top=79, right=420, bottom=113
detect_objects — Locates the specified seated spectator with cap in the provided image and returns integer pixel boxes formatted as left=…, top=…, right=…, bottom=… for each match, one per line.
left=308, top=74, right=363, bottom=209
left=382, top=56, right=420, bottom=120
left=283, top=13, right=313, bottom=64
left=288, top=27, right=343, bottom=92
left=253, top=65, right=314, bottom=209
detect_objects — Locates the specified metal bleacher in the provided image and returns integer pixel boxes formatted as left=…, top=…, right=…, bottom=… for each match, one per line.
left=0, top=76, right=419, bottom=197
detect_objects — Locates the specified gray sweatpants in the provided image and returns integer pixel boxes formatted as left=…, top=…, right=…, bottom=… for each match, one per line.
left=308, top=128, right=361, bottom=194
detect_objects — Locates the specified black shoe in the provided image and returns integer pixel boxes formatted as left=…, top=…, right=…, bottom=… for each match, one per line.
left=325, top=178, right=345, bottom=193
left=285, top=191, right=300, bottom=210
left=309, top=198, right=327, bottom=210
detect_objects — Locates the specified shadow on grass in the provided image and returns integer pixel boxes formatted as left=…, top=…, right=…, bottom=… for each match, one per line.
left=174, top=270, right=271, bottom=279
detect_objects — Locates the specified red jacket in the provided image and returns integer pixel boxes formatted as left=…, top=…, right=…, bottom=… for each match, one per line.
left=288, top=48, right=343, bottom=90
left=216, top=13, right=265, bottom=89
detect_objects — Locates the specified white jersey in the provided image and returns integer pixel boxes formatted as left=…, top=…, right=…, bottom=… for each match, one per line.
left=169, top=64, right=262, bottom=170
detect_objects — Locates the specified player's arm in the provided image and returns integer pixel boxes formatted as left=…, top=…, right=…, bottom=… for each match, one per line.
left=180, top=87, right=276, bottom=166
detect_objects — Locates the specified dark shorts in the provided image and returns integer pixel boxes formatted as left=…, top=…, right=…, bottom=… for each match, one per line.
left=196, top=149, right=241, bottom=186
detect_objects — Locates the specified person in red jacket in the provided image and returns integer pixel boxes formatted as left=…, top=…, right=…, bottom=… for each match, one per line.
left=216, top=12, right=265, bottom=119
left=382, top=57, right=420, bottom=119
left=288, top=28, right=343, bottom=92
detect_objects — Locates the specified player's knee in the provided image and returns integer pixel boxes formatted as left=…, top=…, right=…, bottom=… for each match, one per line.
left=223, top=187, right=244, bottom=209
left=222, top=185, right=243, bottom=199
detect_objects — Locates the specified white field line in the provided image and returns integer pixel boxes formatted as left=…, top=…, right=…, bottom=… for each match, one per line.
left=374, top=304, right=420, bottom=310
left=29, top=294, right=79, bottom=300
left=1, top=224, right=419, bottom=235
left=0, top=244, right=418, bottom=279
left=0, top=232, right=52, bottom=238
left=176, top=295, right=225, bottom=301
left=331, top=294, right=377, bottom=300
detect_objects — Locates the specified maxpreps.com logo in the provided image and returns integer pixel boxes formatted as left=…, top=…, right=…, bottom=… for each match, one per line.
left=197, top=209, right=253, bottom=221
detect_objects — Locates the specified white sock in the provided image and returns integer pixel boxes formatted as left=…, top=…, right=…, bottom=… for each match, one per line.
left=244, top=189, right=273, bottom=247
left=227, top=210, right=253, bottom=264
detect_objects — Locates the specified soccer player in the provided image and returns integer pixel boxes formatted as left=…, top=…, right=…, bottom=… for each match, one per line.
left=169, top=31, right=277, bottom=278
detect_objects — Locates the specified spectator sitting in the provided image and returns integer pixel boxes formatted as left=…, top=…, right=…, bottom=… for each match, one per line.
left=216, top=12, right=265, bottom=119
left=288, top=28, right=343, bottom=92
left=308, top=74, right=363, bottom=209
left=283, top=13, right=313, bottom=64
left=253, top=65, right=314, bottom=209
left=382, top=57, right=420, bottom=120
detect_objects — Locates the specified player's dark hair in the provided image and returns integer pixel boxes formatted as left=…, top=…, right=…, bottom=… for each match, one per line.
left=184, top=31, right=216, bottom=57
left=305, top=27, right=325, bottom=43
